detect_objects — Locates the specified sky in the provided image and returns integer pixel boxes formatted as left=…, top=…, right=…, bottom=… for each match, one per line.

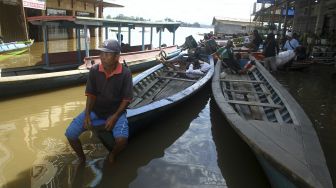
left=104, top=0, right=257, bottom=25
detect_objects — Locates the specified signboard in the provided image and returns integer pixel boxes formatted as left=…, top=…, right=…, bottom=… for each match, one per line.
left=282, top=7, right=295, bottom=16
left=23, top=0, right=46, bottom=10
left=257, top=0, right=275, bottom=4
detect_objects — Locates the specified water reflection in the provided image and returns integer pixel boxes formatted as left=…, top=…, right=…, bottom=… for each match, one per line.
left=1, top=84, right=210, bottom=187
left=0, top=86, right=86, bottom=187
left=274, top=65, right=336, bottom=185
left=130, top=101, right=226, bottom=188
left=210, top=98, right=271, bottom=188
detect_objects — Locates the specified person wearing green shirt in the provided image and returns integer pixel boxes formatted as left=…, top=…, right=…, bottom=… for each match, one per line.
left=214, top=40, right=241, bottom=73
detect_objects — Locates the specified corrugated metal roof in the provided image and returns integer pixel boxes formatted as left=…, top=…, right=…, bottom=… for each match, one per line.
left=77, top=0, right=124, bottom=7
left=27, top=16, right=181, bottom=32
left=213, top=16, right=251, bottom=23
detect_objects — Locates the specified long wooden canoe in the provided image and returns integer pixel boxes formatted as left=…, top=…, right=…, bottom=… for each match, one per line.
left=92, top=55, right=215, bottom=151
left=211, top=55, right=333, bottom=188
left=0, top=39, right=34, bottom=55
left=0, top=47, right=181, bottom=99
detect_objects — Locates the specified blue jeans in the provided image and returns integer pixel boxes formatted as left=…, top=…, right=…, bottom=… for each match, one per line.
left=65, top=111, right=128, bottom=140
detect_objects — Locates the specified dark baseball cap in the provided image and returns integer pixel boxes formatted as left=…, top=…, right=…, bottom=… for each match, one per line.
left=98, top=39, right=121, bottom=53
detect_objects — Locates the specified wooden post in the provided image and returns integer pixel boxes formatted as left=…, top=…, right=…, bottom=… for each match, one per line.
left=173, top=26, right=176, bottom=45
left=159, top=27, right=162, bottom=49
left=128, top=26, right=131, bottom=46
left=84, top=25, right=89, bottom=57
left=142, top=26, right=145, bottom=51
left=20, top=0, right=29, bottom=40
left=42, top=22, right=49, bottom=66
left=105, top=27, right=108, bottom=40
left=282, top=1, right=289, bottom=43
left=76, top=28, right=81, bottom=64
left=314, top=0, right=325, bottom=35
left=150, top=27, right=153, bottom=49
left=118, top=25, right=121, bottom=45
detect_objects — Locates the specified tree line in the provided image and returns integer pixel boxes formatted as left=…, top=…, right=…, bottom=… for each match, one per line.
left=106, top=14, right=205, bottom=28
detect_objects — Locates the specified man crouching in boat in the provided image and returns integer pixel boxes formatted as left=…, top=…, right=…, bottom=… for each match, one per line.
left=65, top=39, right=133, bottom=164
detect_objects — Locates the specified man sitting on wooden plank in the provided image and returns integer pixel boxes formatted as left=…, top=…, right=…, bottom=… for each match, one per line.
left=65, top=39, right=133, bottom=164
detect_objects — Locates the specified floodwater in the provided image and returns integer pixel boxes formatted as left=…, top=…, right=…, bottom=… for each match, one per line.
left=0, top=26, right=336, bottom=187
left=0, top=83, right=273, bottom=188
left=274, top=65, right=336, bottom=186
left=0, top=26, right=211, bottom=69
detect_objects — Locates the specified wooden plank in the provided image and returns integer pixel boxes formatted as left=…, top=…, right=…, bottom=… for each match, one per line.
left=244, top=72, right=268, bottom=121
left=226, top=100, right=282, bottom=108
left=129, top=97, right=143, bottom=108
left=163, top=70, right=203, bottom=76
left=251, top=70, right=284, bottom=123
left=225, top=74, right=249, bottom=119
left=135, top=78, right=160, bottom=98
left=220, top=79, right=264, bottom=84
left=224, top=89, right=270, bottom=95
left=156, top=75, right=197, bottom=82
left=134, top=78, right=171, bottom=107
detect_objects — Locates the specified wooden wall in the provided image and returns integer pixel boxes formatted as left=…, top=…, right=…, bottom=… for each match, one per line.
left=0, top=2, right=26, bottom=42
left=46, top=0, right=95, bottom=13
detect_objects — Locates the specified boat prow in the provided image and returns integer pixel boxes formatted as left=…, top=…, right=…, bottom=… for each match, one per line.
left=93, top=54, right=215, bottom=151
left=211, top=55, right=333, bottom=188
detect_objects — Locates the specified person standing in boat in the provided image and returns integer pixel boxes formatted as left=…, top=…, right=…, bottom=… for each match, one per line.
left=263, top=32, right=279, bottom=72
left=65, top=39, right=133, bottom=164
left=283, top=31, right=300, bottom=51
left=250, top=29, right=263, bottom=52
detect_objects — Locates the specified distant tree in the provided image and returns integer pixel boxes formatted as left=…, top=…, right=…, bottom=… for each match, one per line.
left=106, top=15, right=112, bottom=19
left=164, top=17, right=174, bottom=22
left=192, top=22, right=200, bottom=27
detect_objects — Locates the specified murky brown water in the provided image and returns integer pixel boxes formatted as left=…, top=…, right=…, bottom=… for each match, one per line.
left=0, top=66, right=335, bottom=187
left=0, top=37, right=104, bottom=69
left=1, top=29, right=335, bottom=187
left=274, top=65, right=336, bottom=186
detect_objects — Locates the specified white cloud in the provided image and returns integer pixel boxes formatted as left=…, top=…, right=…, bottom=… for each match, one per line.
left=104, top=0, right=256, bottom=25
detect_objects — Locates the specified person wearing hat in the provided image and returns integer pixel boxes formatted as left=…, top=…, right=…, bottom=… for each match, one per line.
left=65, top=39, right=133, bottom=164
left=213, top=40, right=242, bottom=74
left=283, top=31, right=300, bottom=51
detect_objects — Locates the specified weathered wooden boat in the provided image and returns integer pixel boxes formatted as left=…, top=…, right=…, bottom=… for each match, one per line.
left=81, top=45, right=179, bottom=73
left=211, top=56, right=333, bottom=188
left=92, top=55, right=215, bottom=151
left=0, top=46, right=181, bottom=98
left=0, top=39, right=34, bottom=55
left=0, top=39, right=34, bottom=62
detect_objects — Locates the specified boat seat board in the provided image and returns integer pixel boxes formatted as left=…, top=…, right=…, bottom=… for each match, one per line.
left=224, top=89, right=270, bottom=95
left=132, top=78, right=171, bottom=108
left=220, top=79, right=265, bottom=84
left=134, top=78, right=160, bottom=99
left=226, top=100, right=282, bottom=108
left=154, top=78, right=193, bottom=101
left=156, top=75, right=198, bottom=82
left=163, top=70, right=203, bottom=77
left=250, top=70, right=284, bottom=123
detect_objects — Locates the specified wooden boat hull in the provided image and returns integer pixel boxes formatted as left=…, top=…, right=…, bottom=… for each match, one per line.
left=93, top=55, right=215, bottom=151
left=0, top=39, right=34, bottom=55
left=211, top=58, right=333, bottom=188
left=0, top=48, right=181, bottom=98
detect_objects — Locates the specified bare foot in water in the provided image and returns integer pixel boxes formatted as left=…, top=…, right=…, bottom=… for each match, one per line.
left=108, top=152, right=115, bottom=164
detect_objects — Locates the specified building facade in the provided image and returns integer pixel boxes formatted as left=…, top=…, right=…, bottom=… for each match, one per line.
left=294, top=0, right=336, bottom=37
left=0, top=0, right=122, bottom=42
left=212, top=17, right=253, bottom=36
